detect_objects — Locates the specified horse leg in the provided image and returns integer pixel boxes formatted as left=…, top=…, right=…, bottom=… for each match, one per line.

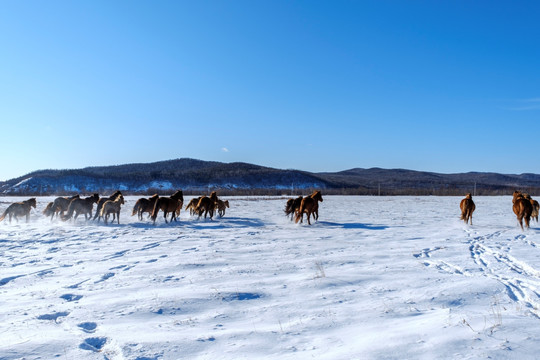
left=163, top=211, right=168, bottom=224
left=117, top=211, right=120, bottom=224
left=307, top=212, right=312, bottom=225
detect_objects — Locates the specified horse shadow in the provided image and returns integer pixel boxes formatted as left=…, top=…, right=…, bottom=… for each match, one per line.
left=316, top=221, right=389, bottom=230
left=186, top=216, right=265, bottom=230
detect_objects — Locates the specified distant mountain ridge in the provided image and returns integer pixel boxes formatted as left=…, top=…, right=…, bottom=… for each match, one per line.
left=1, top=158, right=539, bottom=195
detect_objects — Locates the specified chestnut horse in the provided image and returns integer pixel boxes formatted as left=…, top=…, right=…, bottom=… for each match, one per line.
left=93, top=191, right=123, bottom=222
left=62, top=194, right=100, bottom=222
left=185, top=197, right=202, bottom=216
left=523, top=194, right=540, bottom=222
left=284, top=196, right=303, bottom=221
left=101, top=194, right=125, bottom=225
left=151, top=190, right=184, bottom=224
left=195, top=191, right=218, bottom=220
left=0, top=198, right=36, bottom=223
left=513, top=191, right=533, bottom=230
left=46, top=194, right=80, bottom=220
left=295, top=191, right=323, bottom=225
left=216, top=199, right=229, bottom=218
left=459, top=193, right=475, bottom=225
left=132, top=194, right=159, bottom=220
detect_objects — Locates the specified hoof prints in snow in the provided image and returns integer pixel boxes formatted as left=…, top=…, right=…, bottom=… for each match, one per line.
left=60, top=293, right=83, bottom=302
left=95, top=272, right=115, bottom=283
left=221, top=292, right=263, bottom=301
left=78, top=322, right=98, bottom=333
left=0, top=275, right=23, bottom=286
left=37, top=311, right=70, bottom=321
left=80, top=337, right=107, bottom=352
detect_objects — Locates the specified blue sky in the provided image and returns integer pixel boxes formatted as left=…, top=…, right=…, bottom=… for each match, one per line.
left=1, top=1, right=539, bottom=181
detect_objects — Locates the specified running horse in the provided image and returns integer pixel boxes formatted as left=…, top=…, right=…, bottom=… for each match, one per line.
left=215, top=199, right=229, bottom=218
left=523, top=193, right=540, bottom=222
left=151, top=190, right=184, bottom=224
left=93, top=191, right=123, bottom=222
left=61, top=194, right=100, bottom=222
left=185, top=197, right=202, bottom=216
left=195, top=191, right=219, bottom=220
left=513, top=190, right=533, bottom=230
left=0, top=198, right=37, bottom=223
left=295, top=191, right=323, bottom=225
left=284, top=196, right=303, bottom=221
left=101, top=194, right=125, bottom=225
left=459, top=193, right=475, bottom=225
left=45, top=194, right=80, bottom=220
left=132, top=194, right=159, bottom=220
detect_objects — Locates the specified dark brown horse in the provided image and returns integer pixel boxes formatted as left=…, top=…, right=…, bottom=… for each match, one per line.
left=513, top=191, right=533, bottom=230
left=101, top=194, right=125, bottom=225
left=524, top=194, right=540, bottom=222
left=0, top=198, right=37, bottom=223
left=61, top=194, right=100, bottom=222
left=284, top=196, right=303, bottom=221
left=93, top=191, right=122, bottom=222
left=185, top=197, right=202, bottom=216
left=295, top=191, right=323, bottom=225
left=459, top=193, right=476, bottom=225
left=132, top=194, right=159, bottom=220
left=151, top=190, right=184, bottom=224
left=46, top=195, right=80, bottom=220
left=195, top=191, right=219, bottom=220
left=216, top=199, right=229, bottom=218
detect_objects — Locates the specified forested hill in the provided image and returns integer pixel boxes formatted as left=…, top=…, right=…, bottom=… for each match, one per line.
left=1, top=158, right=539, bottom=195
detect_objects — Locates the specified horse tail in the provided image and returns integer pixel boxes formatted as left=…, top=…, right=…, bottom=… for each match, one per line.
left=132, top=199, right=141, bottom=216
left=295, top=200, right=305, bottom=224
left=151, top=198, right=161, bottom=222
left=61, top=201, right=75, bottom=221
left=0, top=209, right=8, bottom=222
left=195, top=197, right=206, bottom=216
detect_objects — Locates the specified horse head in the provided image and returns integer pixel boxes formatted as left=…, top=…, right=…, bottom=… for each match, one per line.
left=312, top=191, right=323, bottom=202
left=28, top=198, right=37, bottom=208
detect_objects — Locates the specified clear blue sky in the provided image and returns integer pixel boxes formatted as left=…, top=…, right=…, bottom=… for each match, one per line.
left=1, top=1, right=539, bottom=181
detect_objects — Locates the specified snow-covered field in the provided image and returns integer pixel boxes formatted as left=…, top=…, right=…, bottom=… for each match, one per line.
left=2, top=195, right=540, bottom=359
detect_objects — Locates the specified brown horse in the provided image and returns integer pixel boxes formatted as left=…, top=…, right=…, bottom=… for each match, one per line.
left=523, top=194, right=540, bottom=222
left=46, top=194, right=80, bottom=220
left=195, top=191, right=219, bottom=219
left=185, top=197, right=202, bottom=216
left=151, top=190, right=184, bottom=224
left=61, top=194, right=99, bottom=222
left=284, top=196, right=303, bottom=221
left=295, top=191, right=323, bottom=225
left=94, top=191, right=123, bottom=222
left=132, top=194, right=159, bottom=220
left=101, top=194, right=125, bottom=225
left=513, top=191, right=533, bottom=230
left=0, top=198, right=37, bottom=223
left=216, top=199, right=229, bottom=218
left=459, top=193, right=475, bottom=225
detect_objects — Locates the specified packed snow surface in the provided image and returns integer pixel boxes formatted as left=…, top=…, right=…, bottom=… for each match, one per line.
left=2, top=195, right=540, bottom=359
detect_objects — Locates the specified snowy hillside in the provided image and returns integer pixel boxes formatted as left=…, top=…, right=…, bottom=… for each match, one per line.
left=2, top=196, right=540, bottom=359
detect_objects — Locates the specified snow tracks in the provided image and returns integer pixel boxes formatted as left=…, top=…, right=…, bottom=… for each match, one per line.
left=416, top=227, right=540, bottom=319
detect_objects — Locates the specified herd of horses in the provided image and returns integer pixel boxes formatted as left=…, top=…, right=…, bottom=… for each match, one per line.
left=0, top=190, right=231, bottom=225
left=0, top=189, right=537, bottom=230
left=459, top=190, right=540, bottom=230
